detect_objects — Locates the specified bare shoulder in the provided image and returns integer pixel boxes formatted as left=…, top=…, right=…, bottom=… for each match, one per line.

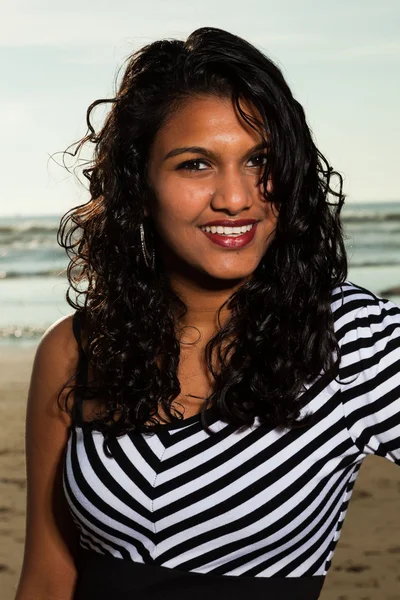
left=30, top=312, right=79, bottom=427
left=38, top=311, right=77, bottom=355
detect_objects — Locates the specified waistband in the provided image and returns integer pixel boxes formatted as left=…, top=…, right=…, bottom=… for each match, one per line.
left=74, top=547, right=325, bottom=600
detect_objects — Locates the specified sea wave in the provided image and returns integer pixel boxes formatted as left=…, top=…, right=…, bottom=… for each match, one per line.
left=342, top=212, right=400, bottom=222
left=350, top=260, right=400, bottom=267
left=0, top=224, right=60, bottom=234
left=0, top=269, right=70, bottom=279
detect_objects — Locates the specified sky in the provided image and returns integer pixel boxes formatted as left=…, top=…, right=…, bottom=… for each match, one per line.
left=1, top=0, right=399, bottom=217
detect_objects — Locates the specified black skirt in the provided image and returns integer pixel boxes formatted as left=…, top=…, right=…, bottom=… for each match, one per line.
left=74, top=548, right=325, bottom=599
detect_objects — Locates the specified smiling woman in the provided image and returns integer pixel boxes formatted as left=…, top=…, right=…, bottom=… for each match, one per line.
left=145, top=95, right=278, bottom=279
left=15, top=25, right=400, bottom=600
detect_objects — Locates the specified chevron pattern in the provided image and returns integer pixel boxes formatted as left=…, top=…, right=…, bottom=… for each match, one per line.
left=63, top=281, right=400, bottom=587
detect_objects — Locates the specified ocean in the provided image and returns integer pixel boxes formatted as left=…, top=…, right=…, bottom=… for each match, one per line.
left=1, top=201, right=400, bottom=346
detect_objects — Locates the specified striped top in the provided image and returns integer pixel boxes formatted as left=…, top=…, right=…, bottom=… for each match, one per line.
left=63, top=281, right=400, bottom=600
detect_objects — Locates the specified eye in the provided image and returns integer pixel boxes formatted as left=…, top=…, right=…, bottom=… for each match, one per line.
left=176, top=159, right=209, bottom=171
left=175, top=154, right=268, bottom=172
left=248, top=153, right=268, bottom=167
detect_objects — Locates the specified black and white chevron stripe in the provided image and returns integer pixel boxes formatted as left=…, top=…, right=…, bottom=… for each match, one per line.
left=63, top=281, right=400, bottom=583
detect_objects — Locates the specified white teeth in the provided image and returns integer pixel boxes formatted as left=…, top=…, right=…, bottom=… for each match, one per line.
left=201, top=224, right=254, bottom=235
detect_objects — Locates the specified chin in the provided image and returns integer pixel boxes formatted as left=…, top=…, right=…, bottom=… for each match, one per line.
left=205, top=266, right=256, bottom=283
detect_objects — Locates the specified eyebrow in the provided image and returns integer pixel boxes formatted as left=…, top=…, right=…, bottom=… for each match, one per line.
left=162, top=142, right=269, bottom=162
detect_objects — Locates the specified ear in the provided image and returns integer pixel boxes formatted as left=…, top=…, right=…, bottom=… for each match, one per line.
left=143, top=184, right=155, bottom=219
left=144, top=203, right=154, bottom=218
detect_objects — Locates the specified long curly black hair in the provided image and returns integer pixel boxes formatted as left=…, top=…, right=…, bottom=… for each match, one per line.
left=58, top=26, right=348, bottom=446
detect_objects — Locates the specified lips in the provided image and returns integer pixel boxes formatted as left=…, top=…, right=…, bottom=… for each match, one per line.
left=200, top=221, right=258, bottom=249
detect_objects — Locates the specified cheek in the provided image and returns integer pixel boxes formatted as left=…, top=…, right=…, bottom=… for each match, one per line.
left=154, top=178, right=210, bottom=224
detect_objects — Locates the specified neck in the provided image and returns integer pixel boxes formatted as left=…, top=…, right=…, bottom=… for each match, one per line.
left=167, top=270, right=245, bottom=334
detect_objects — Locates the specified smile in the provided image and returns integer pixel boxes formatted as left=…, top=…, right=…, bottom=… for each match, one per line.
left=199, top=222, right=258, bottom=248
left=200, top=223, right=254, bottom=236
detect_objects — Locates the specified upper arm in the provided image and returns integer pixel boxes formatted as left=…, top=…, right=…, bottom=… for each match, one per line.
left=340, top=298, right=400, bottom=464
left=16, top=313, right=80, bottom=600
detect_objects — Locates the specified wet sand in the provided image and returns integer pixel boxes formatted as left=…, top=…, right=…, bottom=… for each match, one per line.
left=0, top=344, right=399, bottom=600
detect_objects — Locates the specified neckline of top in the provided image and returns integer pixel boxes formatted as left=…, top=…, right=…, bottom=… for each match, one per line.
left=144, top=403, right=218, bottom=432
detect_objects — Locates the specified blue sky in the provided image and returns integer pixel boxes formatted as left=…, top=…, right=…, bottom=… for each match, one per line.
left=1, top=0, right=399, bottom=216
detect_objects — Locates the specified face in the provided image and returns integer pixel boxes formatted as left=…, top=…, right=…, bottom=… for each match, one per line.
left=146, top=95, right=278, bottom=285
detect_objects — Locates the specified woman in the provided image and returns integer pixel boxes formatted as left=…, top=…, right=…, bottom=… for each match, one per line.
left=15, top=26, right=400, bottom=600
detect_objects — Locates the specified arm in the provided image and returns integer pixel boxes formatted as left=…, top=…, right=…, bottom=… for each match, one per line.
left=339, top=295, right=400, bottom=464
left=15, top=314, right=80, bottom=600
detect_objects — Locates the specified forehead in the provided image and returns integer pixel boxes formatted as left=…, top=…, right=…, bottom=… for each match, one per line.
left=152, top=95, right=264, bottom=151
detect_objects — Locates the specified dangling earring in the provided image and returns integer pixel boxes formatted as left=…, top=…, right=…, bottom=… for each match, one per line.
left=139, top=220, right=155, bottom=269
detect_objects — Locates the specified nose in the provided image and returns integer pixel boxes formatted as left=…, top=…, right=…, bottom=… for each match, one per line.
left=210, top=166, right=253, bottom=214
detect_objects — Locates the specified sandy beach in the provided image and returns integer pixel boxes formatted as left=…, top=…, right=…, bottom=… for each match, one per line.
left=0, top=344, right=399, bottom=600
